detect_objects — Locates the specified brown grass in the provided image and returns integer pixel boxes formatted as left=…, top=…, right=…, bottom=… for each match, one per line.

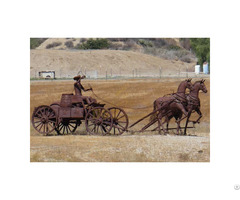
left=30, top=134, right=210, bottom=162
left=30, top=78, right=210, bottom=122
left=30, top=78, right=210, bottom=162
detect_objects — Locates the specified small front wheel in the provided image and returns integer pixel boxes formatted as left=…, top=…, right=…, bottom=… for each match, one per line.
left=55, top=119, right=78, bottom=135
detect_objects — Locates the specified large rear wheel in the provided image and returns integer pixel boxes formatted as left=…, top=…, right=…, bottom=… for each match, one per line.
left=108, top=107, right=128, bottom=135
left=32, top=105, right=57, bottom=135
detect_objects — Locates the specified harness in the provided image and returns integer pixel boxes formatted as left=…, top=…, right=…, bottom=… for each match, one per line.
left=187, top=95, right=200, bottom=107
left=172, top=92, right=188, bottom=106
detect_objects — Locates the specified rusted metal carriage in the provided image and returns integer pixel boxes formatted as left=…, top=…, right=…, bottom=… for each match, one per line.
left=32, top=93, right=129, bottom=136
left=32, top=79, right=206, bottom=136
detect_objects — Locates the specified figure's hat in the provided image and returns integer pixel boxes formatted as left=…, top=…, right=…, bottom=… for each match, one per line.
left=73, top=75, right=86, bottom=80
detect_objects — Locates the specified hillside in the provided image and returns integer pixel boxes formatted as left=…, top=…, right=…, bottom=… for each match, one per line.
left=35, top=38, right=182, bottom=50
left=30, top=49, right=196, bottom=78
left=31, top=38, right=197, bottom=63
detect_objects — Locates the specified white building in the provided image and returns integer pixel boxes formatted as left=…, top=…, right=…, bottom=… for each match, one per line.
left=39, top=71, right=55, bottom=79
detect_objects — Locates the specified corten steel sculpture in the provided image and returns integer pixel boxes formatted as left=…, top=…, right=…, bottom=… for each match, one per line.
left=32, top=75, right=206, bottom=136
left=153, top=79, right=193, bottom=134
left=31, top=75, right=129, bottom=136
left=183, top=79, right=208, bottom=134
left=152, top=79, right=207, bottom=135
left=74, top=75, right=96, bottom=105
left=128, top=79, right=193, bottom=134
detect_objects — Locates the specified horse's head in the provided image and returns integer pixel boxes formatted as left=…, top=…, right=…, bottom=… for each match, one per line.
left=199, top=79, right=208, bottom=93
left=185, top=78, right=193, bottom=91
left=177, top=78, right=193, bottom=93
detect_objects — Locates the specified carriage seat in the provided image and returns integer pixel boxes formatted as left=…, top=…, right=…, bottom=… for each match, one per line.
left=71, top=95, right=87, bottom=105
left=60, top=93, right=101, bottom=108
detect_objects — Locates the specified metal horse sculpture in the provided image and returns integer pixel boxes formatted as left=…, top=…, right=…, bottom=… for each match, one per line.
left=158, top=79, right=208, bottom=135
left=153, top=79, right=193, bottom=134
left=183, top=79, right=208, bottom=134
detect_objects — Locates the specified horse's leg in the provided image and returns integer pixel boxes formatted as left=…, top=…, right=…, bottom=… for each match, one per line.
left=163, top=115, right=170, bottom=133
left=157, top=112, right=161, bottom=134
left=166, top=118, right=169, bottom=133
left=154, top=102, right=161, bottom=134
left=175, top=103, right=188, bottom=124
left=175, top=116, right=180, bottom=135
left=157, top=112, right=167, bottom=135
left=173, top=103, right=190, bottom=135
left=175, top=114, right=183, bottom=135
left=177, top=119, right=182, bottom=135
left=193, top=108, right=202, bottom=124
left=184, top=107, right=193, bottom=135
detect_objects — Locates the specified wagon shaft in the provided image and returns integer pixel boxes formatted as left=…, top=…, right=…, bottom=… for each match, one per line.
left=129, top=99, right=174, bottom=129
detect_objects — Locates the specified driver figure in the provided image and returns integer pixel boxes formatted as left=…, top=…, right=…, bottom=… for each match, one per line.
left=73, top=75, right=96, bottom=105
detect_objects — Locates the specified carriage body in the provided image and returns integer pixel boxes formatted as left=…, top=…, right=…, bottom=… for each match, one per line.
left=53, top=93, right=87, bottom=120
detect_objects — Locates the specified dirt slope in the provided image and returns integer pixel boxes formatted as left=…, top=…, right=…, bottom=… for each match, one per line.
left=30, top=49, right=195, bottom=78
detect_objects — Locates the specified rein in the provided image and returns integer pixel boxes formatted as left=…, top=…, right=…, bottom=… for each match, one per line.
left=90, top=89, right=153, bottom=110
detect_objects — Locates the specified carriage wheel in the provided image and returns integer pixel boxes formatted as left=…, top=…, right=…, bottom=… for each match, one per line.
left=85, top=107, right=113, bottom=135
left=108, top=107, right=128, bottom=135
left=55, top=119, right=78, bottom=135
left=32, top=105, right=57, bottom=135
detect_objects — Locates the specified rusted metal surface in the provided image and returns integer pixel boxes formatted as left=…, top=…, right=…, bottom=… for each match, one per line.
left=31, top=76, right=206, bottom=136
left=159, top=79, right=208, bottom=135
left=150, top=79, right=207, bottom=135
left=151, top=79, right=193, bottom=135
left=183, top=79, right=208, bottom=134
left=108, top=107, right=129, bottom=135
left=127, top=78, right=206, bottom=136
left=31, top=75, right=128, bottom=136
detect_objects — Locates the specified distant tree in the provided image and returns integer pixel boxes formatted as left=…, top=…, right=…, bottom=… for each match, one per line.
left=190, top=38, right=210, bottom=68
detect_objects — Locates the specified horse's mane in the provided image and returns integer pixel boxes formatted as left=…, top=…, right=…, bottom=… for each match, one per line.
left=193, top=81, right=202, bottom=86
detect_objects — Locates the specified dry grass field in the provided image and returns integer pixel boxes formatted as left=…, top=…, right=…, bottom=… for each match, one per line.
left=30, top=78, right=210, bottom=162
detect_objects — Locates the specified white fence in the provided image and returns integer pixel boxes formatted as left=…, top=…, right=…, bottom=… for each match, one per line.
left=32, top=68, right=210, bottom=80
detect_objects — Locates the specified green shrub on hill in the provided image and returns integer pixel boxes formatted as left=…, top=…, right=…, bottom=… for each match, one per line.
left=65, top=41, right=74, bottom=48
left=46, top=42, right=62, bottom=49
left=30, top=38, right=47, bottom=49
left=78, top=38, right=109, bottom=49
left=138, top=39, right=153, bottom=47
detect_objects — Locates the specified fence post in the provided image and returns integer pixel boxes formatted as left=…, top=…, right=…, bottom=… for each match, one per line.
left=159, top=67, right=162, bottom=80
left=111, top=68, right=112, bottom=77
left=106, top=70, right=107, bottom=80
left=132, top=69, right=134, bottom=78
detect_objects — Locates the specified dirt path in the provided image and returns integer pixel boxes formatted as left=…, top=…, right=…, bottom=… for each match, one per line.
left=30, top=134, right=210, bottom=162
